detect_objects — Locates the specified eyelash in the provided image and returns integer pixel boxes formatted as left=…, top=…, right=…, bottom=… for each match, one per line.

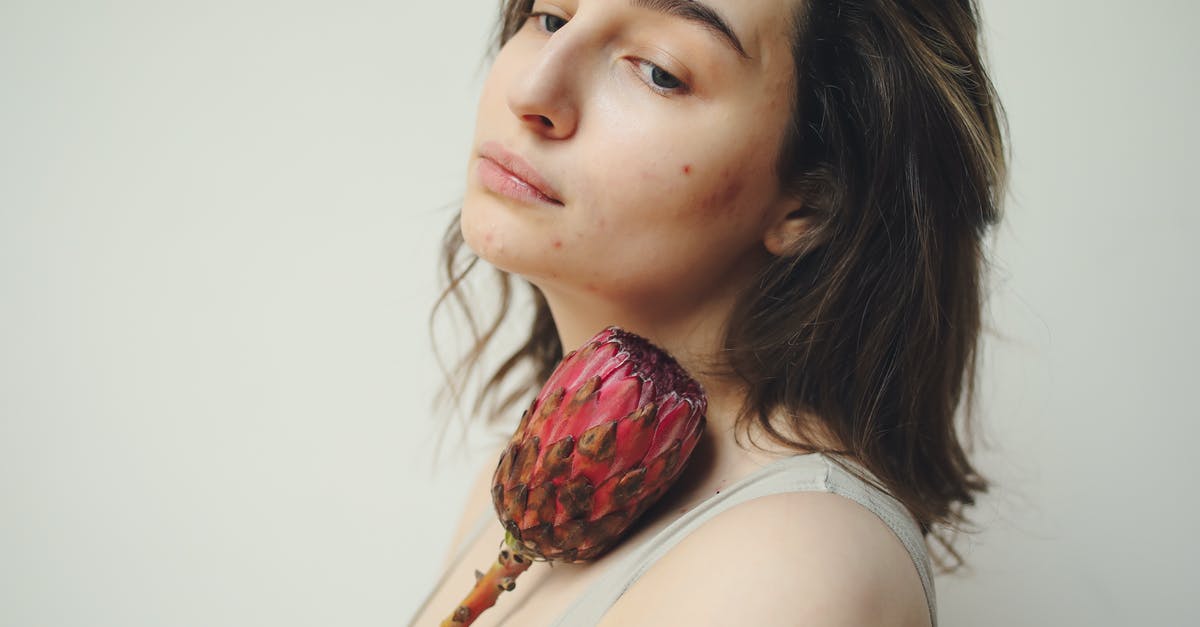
left=525, top=11, right=692, bottom=97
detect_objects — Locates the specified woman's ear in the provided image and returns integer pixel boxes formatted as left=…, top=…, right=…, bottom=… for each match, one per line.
left=763, top=204, right=826, bottom=257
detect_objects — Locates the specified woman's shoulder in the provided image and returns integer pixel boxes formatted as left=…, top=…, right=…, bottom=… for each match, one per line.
left=595, top=478, right=933, bottom=627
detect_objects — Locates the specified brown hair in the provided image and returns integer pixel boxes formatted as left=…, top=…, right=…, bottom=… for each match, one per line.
left=428, top=0, right=1008, bottom=575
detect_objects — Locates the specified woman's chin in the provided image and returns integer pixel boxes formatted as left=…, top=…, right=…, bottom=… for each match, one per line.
left=459, top=207, right=502, bottom=260
left=460, top=234, right=539, bottom=280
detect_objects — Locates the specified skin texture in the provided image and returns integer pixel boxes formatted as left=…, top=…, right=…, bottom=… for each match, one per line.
left=461, top=0, right=832, bottom=455
left=464, top=1, right=802, bottom=332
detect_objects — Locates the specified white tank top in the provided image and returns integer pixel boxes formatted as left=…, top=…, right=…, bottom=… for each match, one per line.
left=426, top=452, right=937, bottom=626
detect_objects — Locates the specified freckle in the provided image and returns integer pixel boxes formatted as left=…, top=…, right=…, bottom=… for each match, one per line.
left=682, top=164, right=692, bottom=175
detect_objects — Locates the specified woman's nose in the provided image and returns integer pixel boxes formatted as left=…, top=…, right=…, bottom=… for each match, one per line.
left=505, top=31, right=582, bottom=140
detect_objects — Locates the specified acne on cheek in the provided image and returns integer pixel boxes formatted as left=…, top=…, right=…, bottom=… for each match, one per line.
left=694, top=165, right=745, bottom=219
left=674, top=162, right=743, bottom=217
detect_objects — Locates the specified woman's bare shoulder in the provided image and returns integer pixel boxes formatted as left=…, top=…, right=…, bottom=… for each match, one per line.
left=596, top=490, right=932, bottom=627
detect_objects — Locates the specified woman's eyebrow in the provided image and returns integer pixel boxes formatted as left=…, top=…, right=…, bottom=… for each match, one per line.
left=628, top=0, right=752, bottom=61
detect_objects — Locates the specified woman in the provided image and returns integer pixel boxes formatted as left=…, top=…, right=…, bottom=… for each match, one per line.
left=412, top=0, right=1005, bottom=625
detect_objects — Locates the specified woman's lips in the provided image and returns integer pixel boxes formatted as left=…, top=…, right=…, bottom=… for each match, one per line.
left=477, top=141, right=563, bottom=206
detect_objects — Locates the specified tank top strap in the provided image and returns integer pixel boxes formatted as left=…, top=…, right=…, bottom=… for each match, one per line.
left=549, top=452, right=938, bottom=627
left=819, top=455, right=938, bottom=626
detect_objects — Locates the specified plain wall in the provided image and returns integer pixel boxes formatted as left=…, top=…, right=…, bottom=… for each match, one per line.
left=1, top=1, right=1196, bottom=625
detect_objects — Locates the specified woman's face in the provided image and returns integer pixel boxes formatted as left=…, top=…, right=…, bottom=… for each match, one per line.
left=462, top=0, right=802, bottom=316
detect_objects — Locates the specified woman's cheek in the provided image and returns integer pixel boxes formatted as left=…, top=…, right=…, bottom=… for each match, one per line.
left=651, top=162, right=747, bottom=223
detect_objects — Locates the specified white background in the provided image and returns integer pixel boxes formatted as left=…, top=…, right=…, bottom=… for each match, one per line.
left=2, top=1, right=1196, bottom=625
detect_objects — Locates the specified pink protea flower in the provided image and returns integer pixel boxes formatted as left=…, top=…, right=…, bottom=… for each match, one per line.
left=441, top=325, right=708, bottom=626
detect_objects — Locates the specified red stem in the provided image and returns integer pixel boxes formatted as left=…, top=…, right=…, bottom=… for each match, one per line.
left=440, top=536, right=535, bottom=626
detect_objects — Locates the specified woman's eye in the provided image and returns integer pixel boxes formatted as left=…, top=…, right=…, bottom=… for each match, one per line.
left=635, top=60, right=689, bottom=96
left=529, top=12, right=568, bottom=34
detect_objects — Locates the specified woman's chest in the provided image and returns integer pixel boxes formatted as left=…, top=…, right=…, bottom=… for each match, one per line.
left=410, top=446, right=778, bottom=626
left=411, top=488, right=703, bottom=627
left=412, top=517, right=672, bottom=627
